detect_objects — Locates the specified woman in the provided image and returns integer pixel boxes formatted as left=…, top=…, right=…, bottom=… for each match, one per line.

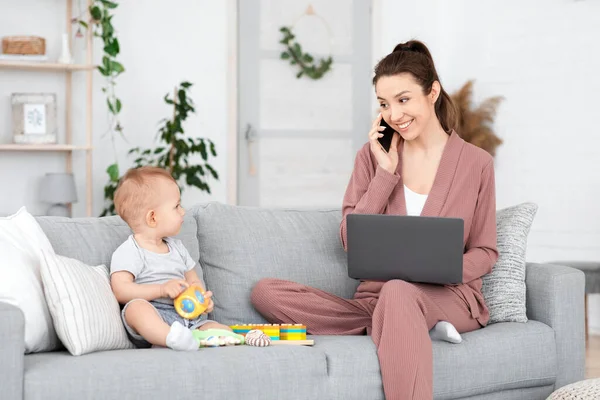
left=251, top=40, right=498, bottom=400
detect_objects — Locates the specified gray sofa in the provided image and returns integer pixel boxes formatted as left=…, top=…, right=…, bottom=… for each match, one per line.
left=0, top=203, right=585, bottom=399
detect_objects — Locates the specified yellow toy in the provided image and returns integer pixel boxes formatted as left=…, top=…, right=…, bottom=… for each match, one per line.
left=174, top=285, right=208, bottom=319
left=230, top=324, right=308, bottom=341
left=231, top=324, right=280, bottom=340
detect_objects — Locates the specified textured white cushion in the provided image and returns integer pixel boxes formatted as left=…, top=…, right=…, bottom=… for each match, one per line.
left=482, top=203, right=538, bottom=324
left=40, top=251, right=134, bottom=355
left=0, top=207, right=60, bottom=353
left=548, top=378, right=600, bottom=399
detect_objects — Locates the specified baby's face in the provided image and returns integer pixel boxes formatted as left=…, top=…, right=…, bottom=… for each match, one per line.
left=153, top=178, right=185, bottom=237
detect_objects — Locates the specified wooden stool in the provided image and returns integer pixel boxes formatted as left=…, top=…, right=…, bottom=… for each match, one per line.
left=550, top=261, right=600, bottom=344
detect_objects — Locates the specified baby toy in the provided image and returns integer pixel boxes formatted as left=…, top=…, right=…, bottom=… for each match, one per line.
left=174, top=284, right=209, bottom=320
left=280, top=324, right=307, bottom=340
left=245, top=329, right=271, bottom=347
left=231, top=324, right=313, bottom=346
left=231, top=324, right=280, bottom=340
left=192, top=329, right=245, bottom=348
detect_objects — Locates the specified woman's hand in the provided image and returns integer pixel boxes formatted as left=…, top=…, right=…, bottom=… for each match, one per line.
left=369, top=113, right=400, bottom=174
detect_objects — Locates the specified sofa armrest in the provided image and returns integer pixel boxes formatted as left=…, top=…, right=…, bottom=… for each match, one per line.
left=526, top=262, right=585, bottom=388
left=0, top=301, right=24, bottom=400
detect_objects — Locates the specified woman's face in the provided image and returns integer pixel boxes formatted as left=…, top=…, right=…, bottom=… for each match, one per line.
left=376, top=73, right=440, bottom=142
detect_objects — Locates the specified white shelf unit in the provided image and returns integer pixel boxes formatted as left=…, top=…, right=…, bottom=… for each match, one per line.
left=0, top=0, right=95, bottom=216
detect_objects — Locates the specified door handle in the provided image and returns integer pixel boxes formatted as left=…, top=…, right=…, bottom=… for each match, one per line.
left=244, top=124, right=257, bottom=176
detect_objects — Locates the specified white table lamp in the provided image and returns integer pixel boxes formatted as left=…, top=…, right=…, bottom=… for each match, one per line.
left=40, top=173, right=77, bottom=217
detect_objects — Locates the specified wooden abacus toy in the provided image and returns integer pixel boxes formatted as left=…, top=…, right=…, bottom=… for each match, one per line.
left=230, top=323, right=313, bottom=346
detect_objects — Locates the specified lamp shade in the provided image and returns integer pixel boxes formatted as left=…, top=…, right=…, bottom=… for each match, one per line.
left=40, top=173, right=77, bottom=204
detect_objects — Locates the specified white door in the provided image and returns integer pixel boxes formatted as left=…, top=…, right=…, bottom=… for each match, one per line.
left=238, top=0, right=372, bottom=207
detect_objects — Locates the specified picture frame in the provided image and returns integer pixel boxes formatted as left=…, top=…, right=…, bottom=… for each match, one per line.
left=11, top=93, right=57, bottom=144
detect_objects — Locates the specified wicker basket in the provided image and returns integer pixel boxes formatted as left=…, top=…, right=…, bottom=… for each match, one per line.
left=2, top=36, right=46, bottom=55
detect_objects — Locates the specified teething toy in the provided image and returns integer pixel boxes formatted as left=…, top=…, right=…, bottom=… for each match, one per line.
left=174, top=285, right=208, bottom=319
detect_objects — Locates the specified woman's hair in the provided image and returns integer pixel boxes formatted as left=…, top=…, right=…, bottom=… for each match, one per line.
left=373, top=40, right=457, bottom=133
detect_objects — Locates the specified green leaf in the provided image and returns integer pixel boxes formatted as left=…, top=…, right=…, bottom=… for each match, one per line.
left=210, top=141, right=217, bottom=156
left=79, top=20, right=89, bottom=29
left=296, top=71, right=304, bottom=79
left=107, top=163, right=119, bottom=182
left=178, top=89, right=186, bottom=106
left=154, top=147, right=165, bottom=154
left=107, top=98, right=116, bottom=114
left=281, top=52, right=290, bottom=60
left=303, top=54, right=313, bottom=63
left=103, top=39, right=119, bottom=57
left=90, top=6, right=102, bottom=20
left=205, top=164, right=219, bottom=179
left=97, top=66, right=108, bottom=76
left=199, top=140, right=207, bottom=161
left=100, top=0, right=118, bottom=9
left=110, top=60, right=125, bottom=74
left=102, top=21, right=114, bottom=38
left=181, top=81, right=192, bottom=88
left=115, top=98, right=122, bottom=113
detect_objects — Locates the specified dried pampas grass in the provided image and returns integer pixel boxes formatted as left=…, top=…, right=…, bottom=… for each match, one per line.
left=451, top=80, right=504, bottom=157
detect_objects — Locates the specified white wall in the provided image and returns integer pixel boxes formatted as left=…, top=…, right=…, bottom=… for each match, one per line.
left=378, top=0, right=600, bottom=330
left=4, top=0, right=600, bottom=328
left=0, top=0, right=231, bottom=217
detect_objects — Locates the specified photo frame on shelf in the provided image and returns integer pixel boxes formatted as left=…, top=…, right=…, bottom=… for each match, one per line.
left=11, top=93, right=57, bottom=144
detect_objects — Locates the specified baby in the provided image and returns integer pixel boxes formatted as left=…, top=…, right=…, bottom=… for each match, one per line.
left=110, top=166, right=231, bottom=351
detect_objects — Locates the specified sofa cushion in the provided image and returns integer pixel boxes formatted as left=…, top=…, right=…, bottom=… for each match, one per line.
left=39, top=252, right=134, bottom=356
left=482, top=203, right=538, bottom=324
left=0, top=207, right=60, bottom=353
left=24, top=345, right=330, bottom=400
left=23, top=321, right=556, bottom=400
left=35, top=214, right=200, bottom=275
left=193, top=203, right=359, bottom=325
left=433, top=321, right=556, bottom=399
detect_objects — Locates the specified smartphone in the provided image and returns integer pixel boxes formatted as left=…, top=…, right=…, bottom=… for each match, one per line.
left=377, top=118, right=397, bottom=153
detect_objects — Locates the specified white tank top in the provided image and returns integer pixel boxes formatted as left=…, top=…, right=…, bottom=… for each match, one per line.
left=404, top=185, right=428, bottom=216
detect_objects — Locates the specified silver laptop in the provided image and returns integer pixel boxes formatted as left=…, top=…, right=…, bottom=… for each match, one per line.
left=346, top=214, right=464, bottom=284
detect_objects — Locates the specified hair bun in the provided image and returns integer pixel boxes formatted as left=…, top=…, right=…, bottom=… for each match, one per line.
left=392, top=40, right=434, bottom=63
left=393, top=43, right=413, bottom=53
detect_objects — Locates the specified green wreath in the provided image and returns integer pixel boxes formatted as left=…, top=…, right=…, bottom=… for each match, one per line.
left=279, top=26, right=333, bottom=80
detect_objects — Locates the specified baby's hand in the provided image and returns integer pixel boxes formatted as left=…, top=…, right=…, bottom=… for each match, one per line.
left=160, top=279, right=189, bottom=299
left=204, top=291, right=214, bottom=314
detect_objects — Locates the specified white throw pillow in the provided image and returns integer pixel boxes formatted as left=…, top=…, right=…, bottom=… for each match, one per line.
left=39, top=251, right=134, bottom=355
left=0, top=207, right=60, bottom=353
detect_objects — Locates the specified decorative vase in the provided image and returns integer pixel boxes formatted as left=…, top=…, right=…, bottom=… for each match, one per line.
left=57, top=33, right=73, bottom=64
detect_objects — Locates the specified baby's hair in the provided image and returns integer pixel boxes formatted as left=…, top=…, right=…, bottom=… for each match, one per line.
left=114, top=166, right=176, bottom=229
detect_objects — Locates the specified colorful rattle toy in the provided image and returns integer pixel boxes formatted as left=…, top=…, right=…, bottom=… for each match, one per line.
left=174, top=285, right=208, bottom=320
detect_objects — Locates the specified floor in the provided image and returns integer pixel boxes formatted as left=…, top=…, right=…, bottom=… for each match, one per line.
left=586, top=335, right=600, bottom=378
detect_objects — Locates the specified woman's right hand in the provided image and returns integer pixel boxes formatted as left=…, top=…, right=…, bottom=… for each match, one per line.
left=369, top=113, right=400, bottom=174
left=160, top=279, right=189, bottom=299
